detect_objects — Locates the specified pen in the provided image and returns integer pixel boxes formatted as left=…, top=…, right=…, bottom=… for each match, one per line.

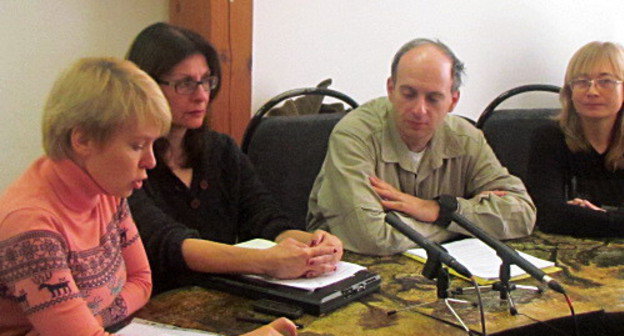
left=236, top=316, right=304, bottom=329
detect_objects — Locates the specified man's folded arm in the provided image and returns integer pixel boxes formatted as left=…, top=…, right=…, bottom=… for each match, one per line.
left=448, top=135, right=536, bottom=240
left=310, top=129, right=452, bottom=255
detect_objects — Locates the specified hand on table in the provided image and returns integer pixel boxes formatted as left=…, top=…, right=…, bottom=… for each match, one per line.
left=263, top=237, right=338, bottom=279
left=309, top=229, right=343, bottom=268
left=567, top=198, right=606, bottom=212
left=240, top=317, right=297, bottom=336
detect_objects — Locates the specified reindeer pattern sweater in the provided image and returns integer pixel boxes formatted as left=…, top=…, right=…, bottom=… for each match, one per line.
left=0, top=157, right=152, bottom=336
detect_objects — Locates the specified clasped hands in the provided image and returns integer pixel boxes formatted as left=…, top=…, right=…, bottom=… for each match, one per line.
left=267, top=229, right=343, bottom=279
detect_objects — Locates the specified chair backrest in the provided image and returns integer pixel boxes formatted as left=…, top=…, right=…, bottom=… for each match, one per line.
left=476, top=84, right=561, bottom=182
left=479, top=108, right=558, bottom=182
left=245, top=113, right=347, bottom=229
left=241, top=87, right=358, bottom=153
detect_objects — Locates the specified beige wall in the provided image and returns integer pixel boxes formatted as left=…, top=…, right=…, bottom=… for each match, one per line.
left=0, top=0, right=168, bottom=191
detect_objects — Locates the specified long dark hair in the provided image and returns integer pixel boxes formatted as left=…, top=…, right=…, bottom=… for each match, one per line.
left=126, top=22, right=221, bottom=168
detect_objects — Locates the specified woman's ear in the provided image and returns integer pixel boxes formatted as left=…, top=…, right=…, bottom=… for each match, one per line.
left=70, top=127, right=94, bottom=158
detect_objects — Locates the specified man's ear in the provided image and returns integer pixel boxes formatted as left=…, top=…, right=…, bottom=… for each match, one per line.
left=70, top=127, right=94, bottom=157
left=386, top=77, right=395, bottom=97
left=448, top=90, right=461, bottom=113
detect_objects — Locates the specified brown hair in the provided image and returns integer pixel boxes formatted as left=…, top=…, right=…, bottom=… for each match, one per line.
left=127, top=22, right=221, bottom=168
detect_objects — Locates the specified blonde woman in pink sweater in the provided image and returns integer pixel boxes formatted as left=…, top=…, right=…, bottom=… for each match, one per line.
left=0, top=58, right=299, bottom=336
left=0, top=57, right=168, bottom=335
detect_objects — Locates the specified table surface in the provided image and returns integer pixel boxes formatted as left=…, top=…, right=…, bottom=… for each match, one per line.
left=135, top=232, right=624, bottom=335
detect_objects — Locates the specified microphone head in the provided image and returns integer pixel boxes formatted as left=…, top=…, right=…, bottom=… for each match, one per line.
left=543, top=276, right=566, bottom=294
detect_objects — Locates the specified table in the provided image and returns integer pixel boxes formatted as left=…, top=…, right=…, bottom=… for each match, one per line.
left=135, top=232, right=624, bottom=335
left=507, top=231, right=624, bottom=334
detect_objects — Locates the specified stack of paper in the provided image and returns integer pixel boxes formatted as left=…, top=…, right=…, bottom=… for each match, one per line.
left=404, top=238, right=560, bottom=284
left=235, top=239, right=366, bottom=290
left=117, top=318, right=220, bottom=336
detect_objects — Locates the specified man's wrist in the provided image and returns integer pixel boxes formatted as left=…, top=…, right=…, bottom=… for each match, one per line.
left=433, top=195, right=458, bottom=228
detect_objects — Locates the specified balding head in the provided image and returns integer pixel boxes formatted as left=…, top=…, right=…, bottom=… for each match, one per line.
left=390, top=38, right=464, bottom=92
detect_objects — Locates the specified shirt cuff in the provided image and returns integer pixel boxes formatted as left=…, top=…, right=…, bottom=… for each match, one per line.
left=433, top=195, right=458, bottom=228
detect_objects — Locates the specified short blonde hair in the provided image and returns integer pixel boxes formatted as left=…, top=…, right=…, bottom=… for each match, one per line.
left=558, top=41, right=624, bottom=170
left=42, top=57, right=171, bottom=160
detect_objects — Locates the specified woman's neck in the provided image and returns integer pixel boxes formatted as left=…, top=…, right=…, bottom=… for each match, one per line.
left=581, top=117, right=616, bottom=154
left=166, top=126, right=189, bottom=169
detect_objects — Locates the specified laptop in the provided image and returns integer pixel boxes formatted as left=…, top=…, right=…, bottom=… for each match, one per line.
left=185, top=269, right=381, bottom=316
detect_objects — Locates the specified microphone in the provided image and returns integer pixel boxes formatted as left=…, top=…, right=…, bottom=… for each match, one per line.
left=449, top=211, right=565, bottom=294
left=385, top=212, right=472, bottom=279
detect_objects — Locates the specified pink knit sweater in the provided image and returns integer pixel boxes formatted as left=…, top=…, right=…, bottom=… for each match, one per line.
left=0, top=157, right=152, bottom=335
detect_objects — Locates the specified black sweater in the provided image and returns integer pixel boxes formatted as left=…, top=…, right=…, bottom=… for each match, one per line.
left=526, top=123, right=624, bottom=237
left=128, top=131, right=295, bottom=294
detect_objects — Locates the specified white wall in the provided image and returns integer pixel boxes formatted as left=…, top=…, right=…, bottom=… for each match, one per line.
left=253, top=0, right=624, bottom=116
left=0, top=0, right=167, bottom=191
left=2, top=1, right=624, bottom=191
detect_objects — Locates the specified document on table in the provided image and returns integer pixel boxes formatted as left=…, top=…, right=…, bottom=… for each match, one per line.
left=235, top=238, right=366, bottom=291
left=404, top=238, right=560, bottom=284
left=117, top=318, right=221, bottom=336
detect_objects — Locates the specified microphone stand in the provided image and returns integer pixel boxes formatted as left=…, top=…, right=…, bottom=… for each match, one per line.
left=392, top=245, right=475, bottom=334
left=420, top=243, right=452, bottom=300
left=384, top=213, right=473, bottom=303
left=448, top=212, right=545, bottom=316
left=384, top=213, right=482, bottom=334
left=452, top=255, right=543, bottom=316
left=417, top=242, right=477, bottom=306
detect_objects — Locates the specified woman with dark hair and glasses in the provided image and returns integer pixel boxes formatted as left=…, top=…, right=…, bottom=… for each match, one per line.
left=527, top=41, right=624, bottom=236
left=126, top=23, right=343, bottom=296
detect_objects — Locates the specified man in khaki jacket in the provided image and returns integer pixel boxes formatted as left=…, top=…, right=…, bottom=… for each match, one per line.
left=307, top=38, right=536, bottom=255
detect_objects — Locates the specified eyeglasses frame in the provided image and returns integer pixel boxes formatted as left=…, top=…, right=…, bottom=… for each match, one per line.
left=568, top=77, right=623, bottom=92
left=158, top=75, right=219, bottom=95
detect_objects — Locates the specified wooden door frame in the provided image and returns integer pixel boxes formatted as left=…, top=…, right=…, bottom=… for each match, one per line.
left=170, top=0, right=252, bottom=144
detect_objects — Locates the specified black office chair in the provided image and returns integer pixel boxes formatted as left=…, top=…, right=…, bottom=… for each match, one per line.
left=242, top=87, right=358, bottom=152
left=242, top=87, right=359, bottom=229
left=476, top=84, right=561, bottom=182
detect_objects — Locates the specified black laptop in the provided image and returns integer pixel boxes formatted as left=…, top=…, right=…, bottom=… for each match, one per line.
left=184, top=269, right=381, bottom=316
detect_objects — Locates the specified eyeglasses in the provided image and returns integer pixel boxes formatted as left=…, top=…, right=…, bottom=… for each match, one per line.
left=569, top=78, right=623, bottom=92
left=158, top=76, right=219, bottom=95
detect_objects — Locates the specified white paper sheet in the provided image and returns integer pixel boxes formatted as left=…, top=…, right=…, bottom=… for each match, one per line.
left=117, top=318, right=221, bottom=336
left=405, top=238, right=555, bottom=280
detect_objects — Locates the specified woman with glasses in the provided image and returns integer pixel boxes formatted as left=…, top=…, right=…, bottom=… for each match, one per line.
left=0, top=57, right=167, bottom=335
left=527, top=41, right=624, bottom=236
left=126, top=23, right=343, bottom=297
